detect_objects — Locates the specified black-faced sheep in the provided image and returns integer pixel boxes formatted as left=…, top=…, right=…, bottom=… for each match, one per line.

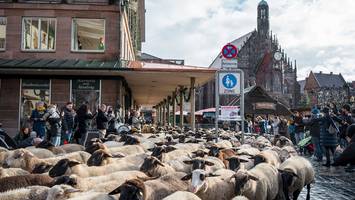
left=140, top=156, right=175, bottom=177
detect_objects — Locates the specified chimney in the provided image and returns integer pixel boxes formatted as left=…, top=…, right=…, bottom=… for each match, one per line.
left=319, top=71, right=322, bottom=74
left=330, top=72, right=333, bottom=75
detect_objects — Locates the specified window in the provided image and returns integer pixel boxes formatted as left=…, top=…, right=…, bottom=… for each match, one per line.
left=22, top=17, right=56, bottom=51
left=0, top=17, right=6, bottom=50
left=72, top=19, right=105, bottom=52
left=20, top=79, right=50, bottom=128
left=71, top=79, right=101, bottom=114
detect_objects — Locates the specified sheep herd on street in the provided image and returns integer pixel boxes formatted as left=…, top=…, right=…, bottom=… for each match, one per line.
left=0, top=126, right=315, bottom=200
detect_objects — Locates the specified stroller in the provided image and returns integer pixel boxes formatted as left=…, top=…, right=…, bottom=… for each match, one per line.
left=0, top=126, right=17, bottom=149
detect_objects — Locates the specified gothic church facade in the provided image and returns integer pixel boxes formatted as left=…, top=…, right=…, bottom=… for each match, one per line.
left=196, top=0, right=300, bottom=110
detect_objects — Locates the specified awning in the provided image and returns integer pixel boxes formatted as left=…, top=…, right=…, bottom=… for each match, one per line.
left=0, top=59, right=216, bottom=107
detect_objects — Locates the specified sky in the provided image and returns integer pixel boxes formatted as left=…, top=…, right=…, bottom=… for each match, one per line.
left=142, top=0, right=355, bottom=81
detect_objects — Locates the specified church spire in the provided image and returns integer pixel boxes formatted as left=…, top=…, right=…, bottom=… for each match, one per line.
left=257, top=0, right=270, bottom=38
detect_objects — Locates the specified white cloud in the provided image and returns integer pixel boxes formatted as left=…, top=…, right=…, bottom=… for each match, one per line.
left=143, top=0, right=355, bottom=81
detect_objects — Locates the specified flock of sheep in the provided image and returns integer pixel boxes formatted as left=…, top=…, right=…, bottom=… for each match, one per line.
left=0, top=126, right=315, bottom=200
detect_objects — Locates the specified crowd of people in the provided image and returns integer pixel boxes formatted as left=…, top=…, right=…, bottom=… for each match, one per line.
left=249, top=103, right=355, bottom=172
left=12, top=101, right=145, bottom=148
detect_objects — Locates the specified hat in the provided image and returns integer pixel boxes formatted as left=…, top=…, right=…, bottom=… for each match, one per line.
left=311, top=107, right=320, bottom=115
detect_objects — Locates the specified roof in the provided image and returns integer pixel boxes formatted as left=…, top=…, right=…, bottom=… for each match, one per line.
left=0, top=58, right=121, bottom=70
left=298, top=80, right=306, bottom=94
left=209, top=32, right=253, bottom=69
left=140, top=53, right=162, bottom=60
left=313, top=72, right=347, bottom=88
left=258, top=0, right=268, bottom=6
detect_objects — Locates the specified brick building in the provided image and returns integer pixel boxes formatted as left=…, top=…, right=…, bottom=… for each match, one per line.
left=304, top=71, right=349, bottom=107
left=196, top=0, right=300, bottom=111
left=0, top=0, right=145, bottom=136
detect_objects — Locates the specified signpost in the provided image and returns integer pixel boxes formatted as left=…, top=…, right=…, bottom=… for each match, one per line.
left=215, top=43, right=245, bottom=143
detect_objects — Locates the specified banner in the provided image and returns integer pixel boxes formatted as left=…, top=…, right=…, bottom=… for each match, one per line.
left=219, top=106, right=241, bottom=121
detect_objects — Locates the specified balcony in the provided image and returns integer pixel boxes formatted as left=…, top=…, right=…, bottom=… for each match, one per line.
left=0, top=0, right=118, bottom=5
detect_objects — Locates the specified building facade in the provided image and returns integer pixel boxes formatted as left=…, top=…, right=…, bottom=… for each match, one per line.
left=0, top=0, right=145, bottom=136
left=304, top=71, right=349, bottom=108
left=196, top=0, right=300, bottom=111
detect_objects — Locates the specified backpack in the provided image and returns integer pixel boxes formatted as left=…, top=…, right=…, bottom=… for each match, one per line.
left=327, top=118, right=340, bottom=135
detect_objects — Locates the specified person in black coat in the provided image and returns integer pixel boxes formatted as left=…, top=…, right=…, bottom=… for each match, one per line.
left=338, top=104, right=352, bottom=148
left=332, top=124, right=355, bottom=172
left=96, top=104, right=108, bottom=139
left=304, top=107, right=323, bottom=162
left=74, top=104, right=93, bottom=145
left=61, top=102, right=76, bottom=144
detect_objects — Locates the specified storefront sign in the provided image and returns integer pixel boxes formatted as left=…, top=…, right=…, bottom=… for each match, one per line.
left=72, top=79, right=100, bottom=90
left=22, top=79, right=50, bottom=89
left=254, top=102, right=276, bottom=110
left=219, top=106, right=241, bottom=121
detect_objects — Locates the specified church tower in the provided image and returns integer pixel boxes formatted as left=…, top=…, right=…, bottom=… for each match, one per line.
left=257, top=0, right=270, bottom=38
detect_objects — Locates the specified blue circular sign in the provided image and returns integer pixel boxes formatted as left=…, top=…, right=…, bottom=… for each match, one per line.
left=222, top=74, right=237, bottom=89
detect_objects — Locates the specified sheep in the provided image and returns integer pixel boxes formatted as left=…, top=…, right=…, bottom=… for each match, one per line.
left=253, top=149, right=281, bottom=167
left=87, top=149, right=113, bottom=166
left=182, top=157, right=225, bottom=173
left=85, top=141, right=109, bottom=154
left=48, top=158, right=138, bottom=178
left=109, top=172, right=189, bottom=200
left=140, top=156, right=175, bottom=177
left=25, top=147, right=56, bottom=158
left=214, top=140, right=233, bottom=149
left=162, top=191, right=202, bottom=200
left=252, top=136, right=272, bottom=150
left=181, top=169, right=235, bottom=200
left=0, top=185, right=80, bottom=200
left=36, top=140, right=66, bottom=154
left=225, top=156, right=253, bottom=171
left=108, top=145, right=145, bottom=156
left=278, top=156, right=315, bottom=200
left=66, top=192, right=115, bottom=200
left=60, top=144, right=85, bottom=153
left=0, top=174, right=74, bottom=192
left=235, top=146, right=260, bottom=157
left=70, top=170, right=147, bottom=192
left=229, top=163, right=280, bottom=200
left=0, top=167, right=30, bottom=177
left=207, top=146, right=236, bottom=167
left=274, top=136, right=293, bottom=148
left=3, top=149, right=91, bottom=172
left=231, top=196, right=249, bottom=200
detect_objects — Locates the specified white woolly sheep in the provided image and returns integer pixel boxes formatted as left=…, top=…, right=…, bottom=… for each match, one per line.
left=278, top=156, right=315, bottom=200
left=140, top=156, right=175, bottom=177
left=253, top=149, right=281, bottom=167
left=0, top=167, right=30, bottom=178
left=229, top=163, right=280, bottom=200
left=162, top=191, right=202, bottom=200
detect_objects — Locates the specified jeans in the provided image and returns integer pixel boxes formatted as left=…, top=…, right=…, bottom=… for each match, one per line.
left=50, top=136, right=61, bottom=147
left=295, top=132, right=304, bottom=145
left=79, top=131, right=88, bottom=146
left=312, top=136, right=323, bottom=160
left=322, top=146, right=336, bottom=165
left=62, top=130, right=73, bottom=144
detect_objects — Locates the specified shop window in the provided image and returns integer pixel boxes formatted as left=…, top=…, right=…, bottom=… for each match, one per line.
left=22, top=17, right=56, bottom=51
left=20, top=79, right=50, bottom=128
left=71, top=79, right=101, bottom=113
left=72, top=19, right=105, bottom=52
left=0, top=17, right=6, bottom=50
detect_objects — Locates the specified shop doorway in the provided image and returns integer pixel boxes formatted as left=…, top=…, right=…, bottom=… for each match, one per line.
left=71, top=79, right=101, bottom=113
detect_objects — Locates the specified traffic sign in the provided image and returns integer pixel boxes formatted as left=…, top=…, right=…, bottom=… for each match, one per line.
left=221, top=44, right=238, bottom=59
left=221, top=58, right=238, bottom=68
left=219, top=72, right=241, bottom=95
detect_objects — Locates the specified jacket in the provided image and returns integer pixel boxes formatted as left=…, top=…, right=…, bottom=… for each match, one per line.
left=62, top=107, right=75, bottom=132
left=319, top=116, right=338, bottom=147
left=96, top=110, right=109, bottom=130
left=75, top=112, right=93, bottom=134
left=333, top=135, right=355, bottom=166
left=304, top=117, right=321, bottom=138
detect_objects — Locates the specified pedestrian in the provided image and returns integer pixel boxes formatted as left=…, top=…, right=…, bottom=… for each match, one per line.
left=287, top=118, right=296, bottom=144
left=43, top=104, right=61, bottom=146
left=61, top=102, right=76, bottom=144
left=319, top=107, right=339, bottom=167
left=30, top=101, right=47, bottom=139
left=278, top=118, right=289, bottom=138
left=17, top=131, right=41, bottom=148
left=272, top=116, right=280, bottom=135
left=96, top=104, right=108, bottom=139
left=338, top=104, right=352, bottom=148
left=294, top=111, right=305, bottom=144
left=13, top=127, right=31, bottom=146
left=131, top=110, right=142, bottom=130
left=74, top=104, right=93, bottom=145
left=304, top=107, right=323, bottom=162
left=332, top=123, right=355, bottom=172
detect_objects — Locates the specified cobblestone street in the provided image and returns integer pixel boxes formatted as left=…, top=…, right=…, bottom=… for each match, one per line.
left=299, top=159, right=355, bottom=200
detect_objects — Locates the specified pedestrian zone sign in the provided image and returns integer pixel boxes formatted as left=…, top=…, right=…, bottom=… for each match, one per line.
left=219, top=72, right=241, bottom=95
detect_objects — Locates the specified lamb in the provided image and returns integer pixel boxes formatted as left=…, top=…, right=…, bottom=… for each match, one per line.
left=0, top=167, right=30, bottom=177
left=181, top=169, right=235, bottom=200
left=0, top=185, right=80, bottom=200
left=48, top=158, right=138, bottom=178
left=109, top=172, right=189, bottom=200
left=229, top=163, right=280, bottom=200
left=253, top=149, right=281, bottom=167
left=278, top=156, right=315, bottom=200
left=3, top=149, right=91, bottom=172
left=0, top=174, right=74, bottom=192
left=162, top=191, right=202, bottom=200
left=140, top=156, right=175, bottom=177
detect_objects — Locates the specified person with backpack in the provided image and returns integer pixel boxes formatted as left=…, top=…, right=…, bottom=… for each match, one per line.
left=43, top=104, right=61, bottom=146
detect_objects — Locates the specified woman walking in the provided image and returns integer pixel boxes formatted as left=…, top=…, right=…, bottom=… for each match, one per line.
left=30, top=102, right=47, bottom=139
left=43, top=104, right=61, bottom=146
